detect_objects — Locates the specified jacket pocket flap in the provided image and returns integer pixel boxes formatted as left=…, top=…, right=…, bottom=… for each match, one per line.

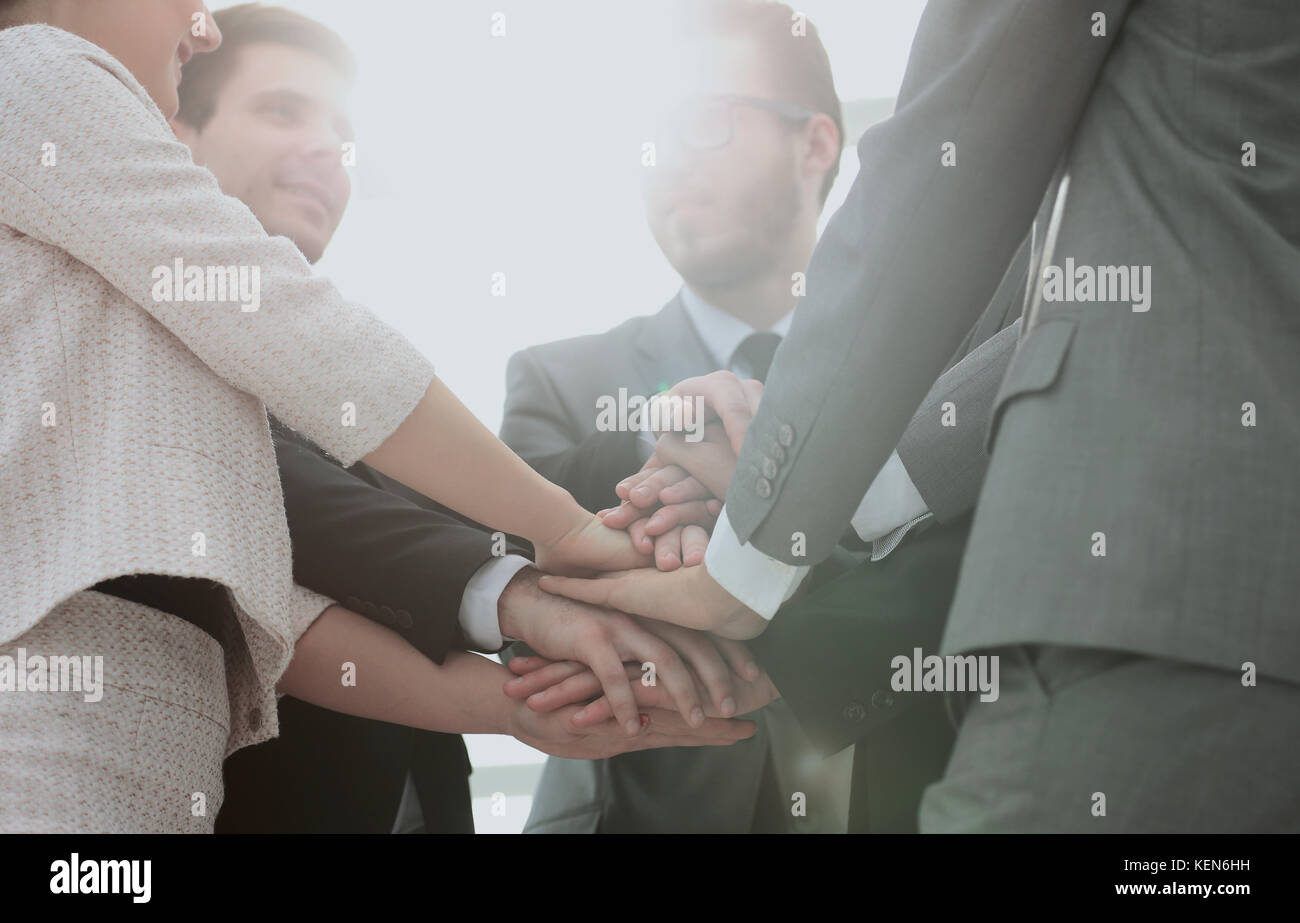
left=984, top=317, right=1077, bottom=452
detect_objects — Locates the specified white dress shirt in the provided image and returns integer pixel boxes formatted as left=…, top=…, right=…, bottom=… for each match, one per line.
left=676, top=285, right=931, bottom=619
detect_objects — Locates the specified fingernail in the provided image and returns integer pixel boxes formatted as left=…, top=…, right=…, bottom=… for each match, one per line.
left=506, top=676, right=522, bottom=686
left=574, top=708, right=587, bottom=722
left=632, top=486, right=651, bottom=501
left=691, top=707, right=705, bottom=726
left=721, top=697, right=736, bottom=716
left=625, top=718, right=641, bottom=735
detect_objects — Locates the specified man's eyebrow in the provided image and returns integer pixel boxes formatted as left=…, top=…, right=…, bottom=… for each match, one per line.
left=249, top=86, right=313, bottom=108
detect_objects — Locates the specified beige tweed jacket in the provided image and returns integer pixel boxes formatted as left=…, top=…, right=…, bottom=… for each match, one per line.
left=0, top=25, right=436, bottom=754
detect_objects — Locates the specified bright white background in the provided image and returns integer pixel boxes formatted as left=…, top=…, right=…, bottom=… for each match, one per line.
left=211, top=0, right=926, bottom=832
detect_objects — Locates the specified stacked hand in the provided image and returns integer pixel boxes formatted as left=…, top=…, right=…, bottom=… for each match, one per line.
left=505, top=692, right=759, bottom=760
left=539, top=370, right=768, bottom=638
left=506, top=651, right=779, bottom=732
left=498, top=567, right=766, bottom=736
left=503, top=372, right=783, bottom=756
left=534, top=507, right=653, bottom=576
left=598, top=370, right=762, bottom=569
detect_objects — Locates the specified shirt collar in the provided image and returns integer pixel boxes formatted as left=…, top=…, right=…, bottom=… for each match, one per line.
left=678, top=284, right=796, bottom=369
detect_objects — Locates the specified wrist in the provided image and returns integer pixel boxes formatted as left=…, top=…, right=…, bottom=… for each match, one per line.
left=496, top=686, right=523, bottom=738
left=530, top=485, right=588, bottom=548
left=497, top=565, right=542, bottom=642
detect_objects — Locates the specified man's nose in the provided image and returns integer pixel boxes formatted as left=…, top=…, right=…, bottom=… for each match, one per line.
left=194, top=8, right=222, bottom=52
left=304, top=128, right=348, bottom=171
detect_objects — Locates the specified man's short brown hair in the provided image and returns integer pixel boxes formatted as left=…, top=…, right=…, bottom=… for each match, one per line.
left=175, top=3, right=356, bottom=130
left=674, top=0, right=844, bottom=204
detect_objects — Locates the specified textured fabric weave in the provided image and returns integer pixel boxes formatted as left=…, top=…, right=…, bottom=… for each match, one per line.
left=0, top=591, right=228, bottom=833
left=0, top=24, right=437, bottom=753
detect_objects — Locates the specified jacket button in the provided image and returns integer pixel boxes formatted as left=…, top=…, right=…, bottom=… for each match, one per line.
left=755, top=477, right=773, bottom=499
left=761, top=456, right=779, bottom=479
left=247, top=707, right=262, bottom=731
left=345, top=595, right=362, bottom=610
left=395, top=608, right=413, bottom=629
left=770, top=443, right=786, bottom=464
left=359, top=601, right=378, bottom=619
left=378, top=604, right=397, bottom=625
left=842, top=702, right=867, bottom=722
left=777, top=423, right=795, bottom=447
left=871, top=690, right=894, bottom=709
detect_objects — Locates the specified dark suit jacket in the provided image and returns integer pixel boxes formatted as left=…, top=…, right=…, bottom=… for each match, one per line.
left=749, top=232, right=1029, bottom=833
left=216, top=418, right=530, bottom=834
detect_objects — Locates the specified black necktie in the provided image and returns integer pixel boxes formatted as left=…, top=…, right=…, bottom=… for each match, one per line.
left=731, top=331, right=782, bottom=383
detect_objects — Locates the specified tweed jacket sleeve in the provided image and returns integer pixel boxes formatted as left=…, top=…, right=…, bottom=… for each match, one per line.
left=0, top=24, right=434, bottom=467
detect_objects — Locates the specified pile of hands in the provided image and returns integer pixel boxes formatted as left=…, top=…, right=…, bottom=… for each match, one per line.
left=502, top=372, right=785, bottom=759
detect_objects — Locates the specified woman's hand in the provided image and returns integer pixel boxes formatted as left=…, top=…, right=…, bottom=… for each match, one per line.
left=505, top=657, right=780, bottom=730
left=596, top=420, right=739, bottom=570
left=534, top=509, right=653, bottom=576
left=507, top=697, right=757, bottom=760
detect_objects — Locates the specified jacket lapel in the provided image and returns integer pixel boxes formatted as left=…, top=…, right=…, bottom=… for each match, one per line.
left=632, top=292, right=721, bottom=393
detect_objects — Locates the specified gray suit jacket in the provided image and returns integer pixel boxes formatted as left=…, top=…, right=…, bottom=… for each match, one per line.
left=502, top=296, right=778, bottom=833
left=726, top=0, right=1300, bottom=681
left=502, top=281, right=1023, bottom=831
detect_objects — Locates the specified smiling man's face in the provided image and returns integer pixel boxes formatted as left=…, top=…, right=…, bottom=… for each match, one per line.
left=173, top=41, right=354, bottom=264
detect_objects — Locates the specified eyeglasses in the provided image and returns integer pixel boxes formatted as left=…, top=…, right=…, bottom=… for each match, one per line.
left=656, top=94, right=818, bottom=152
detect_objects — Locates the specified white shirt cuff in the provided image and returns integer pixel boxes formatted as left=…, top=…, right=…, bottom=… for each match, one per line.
left=458, top=554, right=532, bottom=651
left=850, top=449, right=930, bottom=542
left=704, top=507, right=810, bottom=620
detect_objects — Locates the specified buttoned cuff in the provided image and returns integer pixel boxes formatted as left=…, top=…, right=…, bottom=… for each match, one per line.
left=459, top=554, right=532, bottom=651
left=705, top=507, right=810, bottom=620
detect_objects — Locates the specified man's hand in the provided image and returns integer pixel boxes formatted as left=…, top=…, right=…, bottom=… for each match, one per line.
left=498, top=567, right=749, bottom=732
left=505, top=658, right=779, bottom=729
left=506, top=697, right=756, bottom=760
left=647, top=421, right=743, bottom=501
left=597, top=420, right=741, bottom=569
left=648, top=370, right=763, bottom=456
left=599, top=476, right=719, bottom=569
left=537, top=563, right=769, bottom=640
left=508, top=616, right=761, bottom=716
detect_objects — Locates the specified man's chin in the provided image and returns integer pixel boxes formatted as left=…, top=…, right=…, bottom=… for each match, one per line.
left=672, top=251, right=756, bottom=292
left=267, top=221, right=329, bottom=264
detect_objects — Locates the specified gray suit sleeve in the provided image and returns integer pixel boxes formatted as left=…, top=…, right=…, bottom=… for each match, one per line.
left=726, top=0, right=1133, bottom=565
left=499, top=348, right=581, bottom=458
left=896, top=319, right=1019, bottom=523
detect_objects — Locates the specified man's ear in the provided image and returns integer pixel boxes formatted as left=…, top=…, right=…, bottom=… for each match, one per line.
left=801, top=113, right=840, bottom=188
